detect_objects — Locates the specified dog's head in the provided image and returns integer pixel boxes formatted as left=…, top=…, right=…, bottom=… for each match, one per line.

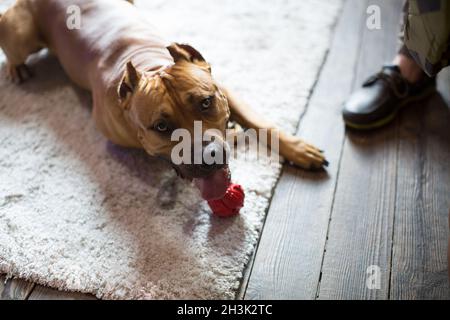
left=118, top=43, right=231, bottom=199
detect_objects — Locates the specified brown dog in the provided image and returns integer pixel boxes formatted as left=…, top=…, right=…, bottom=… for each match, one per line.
left=0, top=0, right=327, bottom=200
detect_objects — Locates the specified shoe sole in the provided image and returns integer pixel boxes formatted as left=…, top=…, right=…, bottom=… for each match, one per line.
left=343, top=86, right=436, bottom=130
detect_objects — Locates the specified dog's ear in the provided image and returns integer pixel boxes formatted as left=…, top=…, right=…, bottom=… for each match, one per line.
left=118, top=61, right=141, bottom=101
left=167, top=43, right=211, bottom=71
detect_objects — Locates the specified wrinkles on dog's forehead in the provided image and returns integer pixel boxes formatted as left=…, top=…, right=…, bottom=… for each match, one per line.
left=131, top=76, right=167, bottom=126
left=163, top=63, right=213, bottom=101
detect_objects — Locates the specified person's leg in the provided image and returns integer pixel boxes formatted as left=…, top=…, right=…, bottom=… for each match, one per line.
left=341, top=0, right=439, bottom=130
left=393, top=52, right=425, bottom=84
left=391, top=0, right=426, bottom=84
left=392, top=1, right=425, bottom=84
left=402, top=0, right=450, bottom=77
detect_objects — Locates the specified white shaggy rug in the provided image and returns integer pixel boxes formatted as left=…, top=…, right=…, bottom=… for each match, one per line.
left=0, top=0, right=341, bottom=299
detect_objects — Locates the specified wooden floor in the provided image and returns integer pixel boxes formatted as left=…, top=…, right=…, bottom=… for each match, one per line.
left=1, top=0, right=449, bottom=300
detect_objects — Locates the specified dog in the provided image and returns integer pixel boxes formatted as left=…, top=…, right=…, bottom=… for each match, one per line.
left=0, top=0, right=327, bottom=200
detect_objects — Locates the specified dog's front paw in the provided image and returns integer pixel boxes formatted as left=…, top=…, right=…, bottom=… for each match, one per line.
left=6, top=63, right=33, bottom=84
left=283, top=137, right=328, bottom=170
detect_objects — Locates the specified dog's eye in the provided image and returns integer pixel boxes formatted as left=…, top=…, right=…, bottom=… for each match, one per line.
left=154, top=120, right=169, bottom=132
left=201, top=96, right=213, bottom=110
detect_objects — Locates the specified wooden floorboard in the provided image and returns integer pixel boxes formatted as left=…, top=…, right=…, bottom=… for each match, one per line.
left=244, top=0, right=366, bottom=299
left=317, top=0, right=403, bottom=299
left=28, top=285, right=96, bottom=300
left=390, top=86, right=450, bottom=299
left=0, top=275, right=35, bottom=300
left=0, top=274, right=96, bottom=300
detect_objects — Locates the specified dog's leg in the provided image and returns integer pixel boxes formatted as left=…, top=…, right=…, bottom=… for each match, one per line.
left=221, top=86, right=328, bottom=170
left=6, top=63, right=33, bottom=84
left=0, top=1, right=44, bottom=84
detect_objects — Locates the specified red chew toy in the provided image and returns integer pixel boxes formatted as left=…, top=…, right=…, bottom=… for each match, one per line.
left=208, top=184, right=245, bottom=217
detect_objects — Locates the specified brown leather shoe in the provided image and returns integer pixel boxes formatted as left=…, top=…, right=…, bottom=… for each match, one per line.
left=342, top=65, right=436, bottom=130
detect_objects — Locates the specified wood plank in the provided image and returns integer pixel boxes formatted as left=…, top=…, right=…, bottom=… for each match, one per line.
left=244, top=0, right=367, bottom=299
left=0, top=275, right=35, bottom=300
left=236, top=242, right=258, bottom=299
left=317, top=0, right=403, bottom=299
left=390, top=86, right=450, bottom=299
left=28, top=285, right=97, bottom=300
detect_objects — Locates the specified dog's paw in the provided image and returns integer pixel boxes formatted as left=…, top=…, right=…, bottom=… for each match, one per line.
left=6, top=63, right=33, bottom=84
left=283, top=137, right=328, bottom=170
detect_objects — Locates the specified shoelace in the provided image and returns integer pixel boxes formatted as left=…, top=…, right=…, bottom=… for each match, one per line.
left=363, top=69, right=409, bottom=99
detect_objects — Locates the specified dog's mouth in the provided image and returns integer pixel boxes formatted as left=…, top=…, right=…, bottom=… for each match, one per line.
left=193, top=165, right=231, bottom=201
left=170, top=162, right=231, bottom=201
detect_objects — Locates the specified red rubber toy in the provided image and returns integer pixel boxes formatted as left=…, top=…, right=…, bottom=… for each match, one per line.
left=208, top=184, right=245, bottom=217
